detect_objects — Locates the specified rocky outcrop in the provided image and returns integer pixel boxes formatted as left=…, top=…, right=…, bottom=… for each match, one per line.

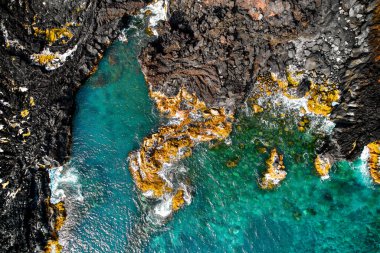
left=140, top=0, right=380, bottom=161
left=0, top=1, right=146, bottom=252
left=259, top=148, right=286, bottom=190
left=128, top=88, right=233, bottom=218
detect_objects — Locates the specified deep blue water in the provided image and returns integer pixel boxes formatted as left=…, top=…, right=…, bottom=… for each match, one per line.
left=53, top=21, right=380, bottom=253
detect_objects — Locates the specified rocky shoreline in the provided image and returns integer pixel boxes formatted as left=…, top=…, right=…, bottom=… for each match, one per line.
left=140, top=0, right=380, bottom=161
left=0, top=1, right=146, bottom=251
left=0, top=0, right=379, bottom=252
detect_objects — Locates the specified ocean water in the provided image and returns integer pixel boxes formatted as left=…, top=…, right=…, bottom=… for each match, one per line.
left=56, top=19, right=380, bottom=253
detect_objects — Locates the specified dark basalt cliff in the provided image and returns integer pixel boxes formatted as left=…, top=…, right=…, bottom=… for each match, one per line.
left=140, top=0, right=380, bottom=160
left=0, top=0, right=145, bottom=252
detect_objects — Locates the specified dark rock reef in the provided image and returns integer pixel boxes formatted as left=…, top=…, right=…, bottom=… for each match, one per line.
left=140, top=0, right=380, bottom=160
left=0, top=0, right=146, bottom=252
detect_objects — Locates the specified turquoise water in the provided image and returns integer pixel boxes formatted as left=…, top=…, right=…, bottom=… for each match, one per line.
left=58, top=20, right=380, bottom=253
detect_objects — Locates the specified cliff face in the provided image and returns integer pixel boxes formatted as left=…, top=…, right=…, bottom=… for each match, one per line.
left=0, top=1, right=145, bottom=252
left=329, top=2, right=380, bottom=160
left=140, top=0, right=380, bottom=160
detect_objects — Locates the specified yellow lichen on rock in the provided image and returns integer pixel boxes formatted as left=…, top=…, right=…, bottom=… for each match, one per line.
left=314, top=155, right=331, bottom=179
left=33, top=23, right=74, bottom=44
left=29, top=97, right=35, bottom=107
left=259, top=148, right=287, bottom=190
left=129, top=88, right=233, bottom=212
left=145, top=27, right=154, bottom=36
left=248, top=69, right=339, bottom=118
left=367, top=141, right=380, bottom=184
left=306, top=82, right=340, bottom=116
left=53, top=201, right=66, bottom=231
left=32, top=52, right=57, bottom=66
left=20, top=109, right=29, bottom=118
left=297, top=116, right=310, bottom=132
left=252, top=104, right=264, bottom=113
left=22, top=129, right=31, bottom=138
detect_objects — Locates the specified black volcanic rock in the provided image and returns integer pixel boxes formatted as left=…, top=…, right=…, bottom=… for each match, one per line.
left=0, top=0, right=146, bottom=252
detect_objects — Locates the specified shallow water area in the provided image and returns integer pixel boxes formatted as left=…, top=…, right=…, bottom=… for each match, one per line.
left=56, top=19, right=380, bottom=253
left=146, top=111, right=380, bottom=252
left=57, top=22, right=159, bottom=252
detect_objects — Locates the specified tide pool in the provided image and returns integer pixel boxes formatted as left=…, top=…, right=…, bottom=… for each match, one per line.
left=57, top=19, right=380, bottom=253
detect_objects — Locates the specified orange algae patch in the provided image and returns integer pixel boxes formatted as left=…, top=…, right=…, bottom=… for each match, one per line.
left=259, top=148, right=286, bottom=190
left=367, top=141, right=380, bottom=184
left=226, top=157, right=240, bottom=168
left=45, top=200, right=66, bottom=253
left=53, top=201, right=66, bottom=231
left=128, top=88, right=233, bottom=211
left=44, top=239, right=62, bottom=253
left=314, top=155, right=331, bottom=179
left=172, top=190, right=185, bottom=211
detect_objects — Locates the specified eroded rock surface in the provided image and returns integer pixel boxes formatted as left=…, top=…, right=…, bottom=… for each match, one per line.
left=0, top=1, right=145, bottom=251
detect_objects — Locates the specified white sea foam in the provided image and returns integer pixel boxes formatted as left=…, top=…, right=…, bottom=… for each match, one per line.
left=118, top=32, right=128, bottom=43
left=355, top=146, right=372, bottom=187
left=321, top=175, right=330, bottom=180
left=31, top=46, right=78, bottom=71
left=142, top=0, right=169, bottom=36
left=256, top=91, right=336, bottom=136
left=180, top=183, right=192, bottom=204
left=49, top=165, right=83, bottom=204
left=153, top=196, right=172, bottom=218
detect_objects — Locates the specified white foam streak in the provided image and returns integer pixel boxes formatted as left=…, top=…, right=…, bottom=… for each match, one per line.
left=358, top=147, right=371, bottom=183
left=153, top=196, right=172, bottom=218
